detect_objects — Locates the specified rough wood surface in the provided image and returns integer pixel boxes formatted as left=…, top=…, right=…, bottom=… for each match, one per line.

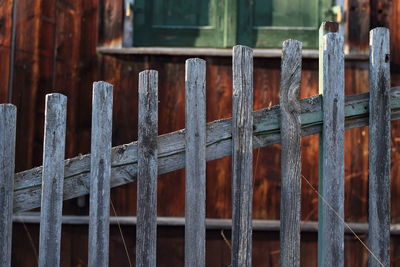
left=231, top=45, right=253, bottom=267
left=368, top=27, right=391, bottom=267
left=11, top=86, right=400, bottom=214
left=184, top=58, right=206, bottom=267
left=0, top=104, right=16, bottom=267
left=88, top=82, right=113, bottom=267
left=99, top=0, right=123, bottom=47
left=7, top=0, right=17, bottom=103
left=136, top=70, right=158, bottom=267
left=347, top=0, right=370, bottom=53
left=38, top=94, right=67, bottom=267
left=0, top=0, right=13, bottom=102
left=10, top=0, right=42, bottom=172
left=279, top=40, right=302, bottom=267
left=318, top=32, right=345, bottom=267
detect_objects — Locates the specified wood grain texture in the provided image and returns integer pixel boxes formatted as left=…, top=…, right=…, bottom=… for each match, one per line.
left=99, top=0, right=123, bottom=47
left=370, top=0, right=392, bottom=29
left=38, top=94, right=67, bottom=267
left=389, top=0, right=400, bottom=68
left=231, top=45, right=253, bottom=267
left=11, top=86, right=400, bottom=214
left=11, top=0, right=42, bottom=172
left=279, top=40, right=302, bottom=267
left=347, top=0, right=370, bottom=53
left=136, top=70, right=158, bottom=267
left=318, top=32, right=345, bottom=267
left=7, top=0, right=17, bottom=103
left=317, top=22, right=336, bottom=265
left=368, top=27, right=391, bottom=267
left=184, top=58, right=206, bottom=267
left=88, top=82, right=113, bottom=267
left=0, top=104, right=16, bottom=267
left=0, top=0, right=13, bottom=102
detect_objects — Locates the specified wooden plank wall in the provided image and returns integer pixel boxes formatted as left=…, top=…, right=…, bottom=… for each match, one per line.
left=1, top=0, right=400, bottom=266
left=0, top=0, right=13, bottom=102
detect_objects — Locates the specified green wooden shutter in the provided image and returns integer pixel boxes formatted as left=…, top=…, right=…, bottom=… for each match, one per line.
left=237, top=0, right=335, bottom=48
left=133, top=0, right=334, bottom=48
left=134, top=0, right=225, bottom=47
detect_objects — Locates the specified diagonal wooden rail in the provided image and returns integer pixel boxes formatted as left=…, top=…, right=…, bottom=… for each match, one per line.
left=12, top=86, right=400, bottom=213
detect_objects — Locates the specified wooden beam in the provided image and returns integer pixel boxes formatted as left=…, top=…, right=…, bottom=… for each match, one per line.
left=12, top=87, right=400, bottom=213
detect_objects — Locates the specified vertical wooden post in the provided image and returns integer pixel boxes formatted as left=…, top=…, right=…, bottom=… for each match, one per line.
left=136, top=70, right=158, bottom=267
left=318, top=22, right=339, bottom=266
left=38, top=94, right=67, bottom=267
left=368, top=27, right=390, bottom=267
left=88, top=82, right=113, bottom=267
left=0, top=104, right=16, bottom=267
left=185, top=58, right=206, bottom=267
left=231, top=45, right=253, bottom=267
left=318, top=25, right=345, bottom=266
left=279, top=40, right=302, bottom=267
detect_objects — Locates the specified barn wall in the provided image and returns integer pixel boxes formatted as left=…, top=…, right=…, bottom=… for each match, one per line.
left=1, top=0, right=400, bottom=266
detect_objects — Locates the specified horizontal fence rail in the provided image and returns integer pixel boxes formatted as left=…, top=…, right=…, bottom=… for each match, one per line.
left=12, top=86, right=400, bottom=213
left=0, top=22, right=396, bottom=267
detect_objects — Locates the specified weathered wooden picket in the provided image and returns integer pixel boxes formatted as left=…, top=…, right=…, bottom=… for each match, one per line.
left=0, top=23, right=395, bottom=267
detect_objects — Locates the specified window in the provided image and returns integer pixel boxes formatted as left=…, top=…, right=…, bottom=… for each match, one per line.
left=133, top=0, right=336, bottom=48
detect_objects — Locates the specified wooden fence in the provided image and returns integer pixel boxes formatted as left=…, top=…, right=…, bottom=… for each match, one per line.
left=0, top=23, right=396, bottom=266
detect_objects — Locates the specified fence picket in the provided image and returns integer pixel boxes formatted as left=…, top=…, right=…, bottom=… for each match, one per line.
left=318, top=31, right=345, bottom=266
left=88, top=82, right=113, bottom=267
left=231, top=45, right=253, bottom=267
left=38, top=94, right=67, bottom=267
left=279, top=40, right=302, bottom=267
left=136, top=70, right=158, bottom=267
left=368, top=27, right=391, bottom=267
left=0, top=104, right=16, bottom=267
left=185, top=58, right=206, bottom=267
